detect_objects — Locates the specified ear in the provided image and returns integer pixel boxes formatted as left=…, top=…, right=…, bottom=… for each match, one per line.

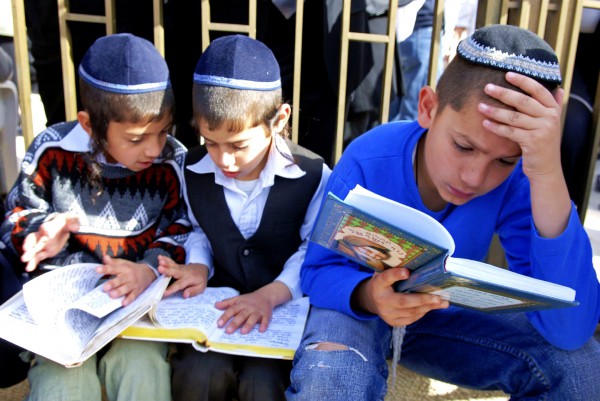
left=77, top=111, right=93, bottom=136
left=272, top=103, right=291, bottom=134
left=416, top=86, right=438, bottom=129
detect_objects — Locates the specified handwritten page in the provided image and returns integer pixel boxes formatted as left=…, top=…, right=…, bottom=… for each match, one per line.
left=22, top=263, right=102, bottom=329
left=152, top=287, right=240, bottom=335
left=0, top=292, right=79, bottom=364
left=208, top=297, right=309, bottom=356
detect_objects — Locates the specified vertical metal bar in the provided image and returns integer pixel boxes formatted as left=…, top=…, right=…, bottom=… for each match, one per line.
left=334, top=0, right=352, bottom=164
left=248, top=0, right=257, bottom=38
left=57, top=0, right=78, bottom=121
left=153, top=0, right=165, bottom=56
left=11, top=0, right=34, bottom=146
left=378, top=0, right=398, bottom=123
left=291, top=0, right=305, bottom=143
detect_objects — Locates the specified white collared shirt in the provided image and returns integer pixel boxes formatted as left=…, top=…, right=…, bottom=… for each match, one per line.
left=184, top=134, right=331, bottom=299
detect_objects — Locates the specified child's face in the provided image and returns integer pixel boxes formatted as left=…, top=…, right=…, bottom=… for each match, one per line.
left=199, top=120, right=272, bottom=181
left=104, top=114, right=172, bottom=171
left=418, top=88, right=521, bottom=209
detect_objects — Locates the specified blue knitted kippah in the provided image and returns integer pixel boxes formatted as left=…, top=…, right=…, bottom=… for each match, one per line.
left=78, top=33, right=170, bottom=94
left=457, top=24, right=562, bottom=84
left=193, top=34, right=281, bottom=91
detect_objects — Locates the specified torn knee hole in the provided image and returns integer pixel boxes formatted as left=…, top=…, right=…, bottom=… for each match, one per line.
left=306, top=342, right=348, bottom=351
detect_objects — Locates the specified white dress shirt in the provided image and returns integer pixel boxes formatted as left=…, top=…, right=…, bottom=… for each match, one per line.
left=183, top=134, right=331, bottom=299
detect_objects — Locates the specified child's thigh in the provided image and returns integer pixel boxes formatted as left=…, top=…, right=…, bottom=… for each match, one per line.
left=98, top=339, right=170, bottom=401
left=28, top=354, right=102, bottom=401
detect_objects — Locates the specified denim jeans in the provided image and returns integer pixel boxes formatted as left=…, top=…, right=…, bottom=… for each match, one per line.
left=26, top=339, right=171, bottom=401
left=396, top=26, right=434, bottom=121
left=286, top=306, right=600, bottom=401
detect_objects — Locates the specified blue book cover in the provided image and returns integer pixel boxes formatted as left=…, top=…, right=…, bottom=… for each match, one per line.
left=310, top=186, right=578, bottom=313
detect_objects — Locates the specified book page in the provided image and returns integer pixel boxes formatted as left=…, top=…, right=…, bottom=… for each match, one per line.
left=22, top=263, right=103, bottom=329
left=151, top=287, right=240, bottom=337
left=207, top=297, right=310, bottom=359
left=446, top=257, right=576, bottom=300
left=79, top=275, right=170, bottom=361
left=0, top=292, right=79, bottom=365
left=69, top=283, right=124, bottom=318
left=429, top=285, right=526, bottom=308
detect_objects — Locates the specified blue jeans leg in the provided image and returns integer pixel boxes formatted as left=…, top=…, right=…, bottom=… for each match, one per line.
left=286, top=306, right=391, bottom=401
left=401, top=306, right=600, bottom=401
left=287, top=306, right=600, bottom=401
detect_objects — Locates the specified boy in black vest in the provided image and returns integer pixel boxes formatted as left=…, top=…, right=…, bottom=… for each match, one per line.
left=157, top=35, right=331, bottom=401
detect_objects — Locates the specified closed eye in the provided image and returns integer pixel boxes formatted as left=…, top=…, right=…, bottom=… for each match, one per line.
left=453, top=141, right=471, bottom=152
left=497, top=158, right=518, bottom=166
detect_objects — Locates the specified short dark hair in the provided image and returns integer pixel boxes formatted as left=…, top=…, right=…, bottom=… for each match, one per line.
left=192, top=84, right=286, bottom=136
left=79, top=78, right=175, bottom=191
left=436, top=55, right=559, bottom=114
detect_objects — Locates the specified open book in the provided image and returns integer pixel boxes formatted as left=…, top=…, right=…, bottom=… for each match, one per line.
left=119, top=287, right=310, bottom=360
left=0, top=263, right=170, bottom=367
left=310, top=185, right=578, bottom=313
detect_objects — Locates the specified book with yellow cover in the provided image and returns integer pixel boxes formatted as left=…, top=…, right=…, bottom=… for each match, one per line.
left=120, top=287, right=309, bottom=360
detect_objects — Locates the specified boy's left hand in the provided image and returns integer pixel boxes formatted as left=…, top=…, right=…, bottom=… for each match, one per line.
left=478, top=71, right=564, bottom=182
left=478, top=71, right=571, bottom=238
left=157, top=255, right=208, bottom=298
left=215, top=291, right=274, bottom=335
left=97, top=255, right=156, bottom=306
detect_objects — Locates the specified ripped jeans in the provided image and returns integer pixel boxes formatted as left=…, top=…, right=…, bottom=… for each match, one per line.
left=286, top=306, right=600, bottom=401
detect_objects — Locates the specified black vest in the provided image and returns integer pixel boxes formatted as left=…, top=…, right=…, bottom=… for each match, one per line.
left=184, top=140, right=324, bottom=293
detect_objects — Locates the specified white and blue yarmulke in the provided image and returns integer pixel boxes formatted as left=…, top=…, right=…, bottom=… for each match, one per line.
left=193, top=34, right=281, bottom=91
left=78, top=33, right=170, bottom=94
left=457, top=24, right=562, bottom=84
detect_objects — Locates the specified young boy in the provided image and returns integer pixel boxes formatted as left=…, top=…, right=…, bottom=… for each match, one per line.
left=286, top=24, right=600, bottom=400
left=156, top=35, right=331, bottom=401
left=1, top=33, right=190, bottom=401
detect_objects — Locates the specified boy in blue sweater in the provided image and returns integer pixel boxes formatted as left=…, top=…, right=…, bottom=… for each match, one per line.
left=287, top=24, right=600, bottom=400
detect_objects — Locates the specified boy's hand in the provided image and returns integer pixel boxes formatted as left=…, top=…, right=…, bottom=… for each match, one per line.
left=215, top=282, right=292, bottom=335
left=157, top=255, right=208, bottom=298
left=478, top=71, right=571, bottom=238
left=352, top=267, right=448, bottom=327
left=97, top=255, right=156, bottom=306
left=21, top=213, right=80, bottom=272
left=478, top=71, right=564, bottom=182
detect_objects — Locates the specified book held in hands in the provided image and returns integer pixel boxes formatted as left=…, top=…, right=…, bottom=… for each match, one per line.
left=310, top=185, right=578, bottom=313
left=119, top=287, right=310, bottom=360
left=0, top=263, right=170, bottom=367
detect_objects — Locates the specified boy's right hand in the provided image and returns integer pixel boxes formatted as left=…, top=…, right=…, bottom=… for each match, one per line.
left=157, top=255, right=208, bottom=298
left=352, top=267, right=449, bottom=327
left=21, top=213, right=80, bottom=272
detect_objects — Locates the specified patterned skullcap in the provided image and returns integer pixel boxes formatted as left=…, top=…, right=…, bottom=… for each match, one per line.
left=79, top=33, right=170, bottom=94
left=193, top=34, right=281, bottom=91
left=457, top=24, right=562, bottom=84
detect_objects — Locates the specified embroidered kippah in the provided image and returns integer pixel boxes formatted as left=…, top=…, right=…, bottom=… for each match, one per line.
left=457, top=24, right=562, bottom=84
left=193, top=34, right=281, bottom=91
left=79, top=33, right=170, bottom=94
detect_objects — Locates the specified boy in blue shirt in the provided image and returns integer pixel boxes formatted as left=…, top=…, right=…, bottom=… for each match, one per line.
left=287, top=24, right=600, bottom=400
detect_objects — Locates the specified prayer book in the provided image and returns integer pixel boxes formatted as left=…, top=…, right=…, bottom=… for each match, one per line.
left=310, top=185, right=578, bottom=313
left=119, top=288, right=309, bottom=360
left=0, top=263, right=169, bottom=367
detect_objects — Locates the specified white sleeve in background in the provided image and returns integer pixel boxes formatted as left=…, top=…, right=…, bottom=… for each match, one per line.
left=275, top=164, right=332, bottom=299
left=185, top=228, right=215, bottom=279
